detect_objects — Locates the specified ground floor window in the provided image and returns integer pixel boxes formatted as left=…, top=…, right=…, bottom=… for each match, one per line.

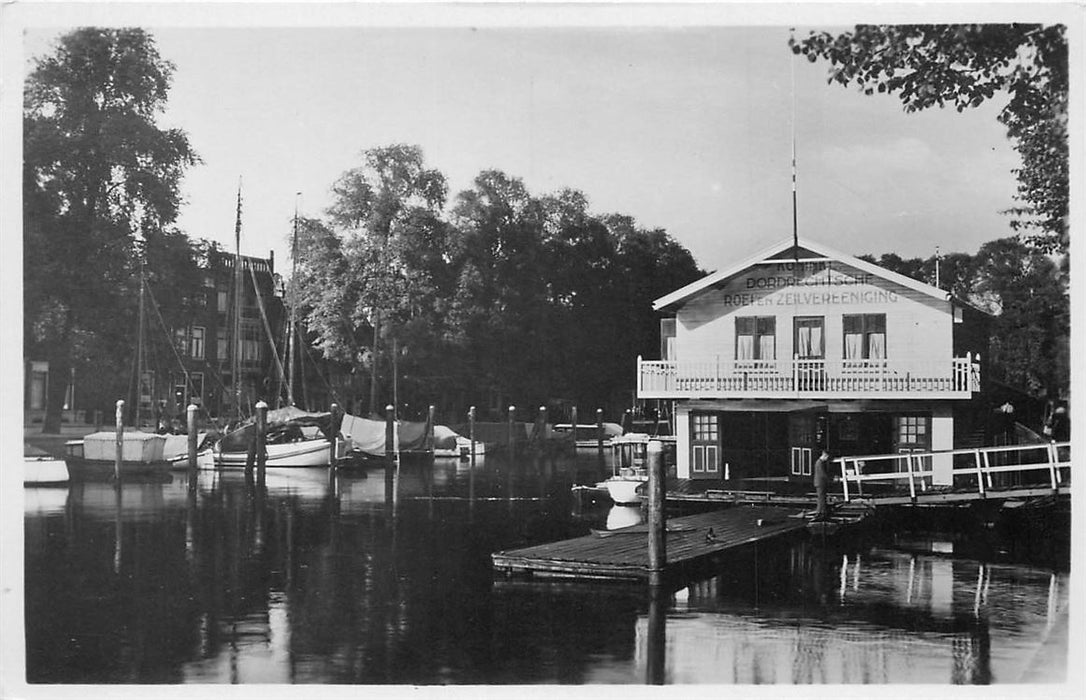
left=895, top=414, right=930, bottom=451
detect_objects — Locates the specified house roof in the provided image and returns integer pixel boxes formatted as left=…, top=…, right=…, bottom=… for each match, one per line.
left=653, top=236, right=967, bottom=312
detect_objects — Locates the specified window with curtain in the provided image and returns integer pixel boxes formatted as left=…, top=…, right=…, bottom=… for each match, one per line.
left=736, top=316, right=775, bottom=361
left=843, top=314, right=887, bottom=360
left=795, top=318, right=824, bottom=358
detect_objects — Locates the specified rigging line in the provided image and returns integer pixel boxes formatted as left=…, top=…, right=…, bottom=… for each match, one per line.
left=298, top=330, right=342, bottom=404
left=141, top=278, right=213, bottom=422
left=246, top=261, right=289, bottom=401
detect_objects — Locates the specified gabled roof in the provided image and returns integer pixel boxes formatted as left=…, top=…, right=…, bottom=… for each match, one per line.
left=654, top=236, right=959, bottom=312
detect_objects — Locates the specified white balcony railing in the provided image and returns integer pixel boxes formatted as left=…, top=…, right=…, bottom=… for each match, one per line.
left=637, top=353, right=980, bottom=399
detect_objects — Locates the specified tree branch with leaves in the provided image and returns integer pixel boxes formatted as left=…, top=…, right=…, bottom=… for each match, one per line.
left=791, top=24, right=1068, bottom=254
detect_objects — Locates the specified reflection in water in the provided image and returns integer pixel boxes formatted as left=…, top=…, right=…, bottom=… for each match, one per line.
left=606, top=505, right=643, bottom=530
left=23, top=453, right=1070, bottom=685
left=644, top=542, right=1065, bottom=684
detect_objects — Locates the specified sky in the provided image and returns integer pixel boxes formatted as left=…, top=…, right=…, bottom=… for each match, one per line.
left=14, top=4, right=1062, bottom=277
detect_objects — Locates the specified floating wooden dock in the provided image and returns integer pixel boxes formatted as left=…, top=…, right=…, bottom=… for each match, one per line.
left=492, top=505, right=808, bottom=582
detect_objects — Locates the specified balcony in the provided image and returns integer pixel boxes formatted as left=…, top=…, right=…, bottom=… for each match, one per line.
left=637, top=354, right=980, bottom=400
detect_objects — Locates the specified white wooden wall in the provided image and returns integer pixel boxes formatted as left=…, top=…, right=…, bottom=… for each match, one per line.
left=675, top=261, right=953, bottom=364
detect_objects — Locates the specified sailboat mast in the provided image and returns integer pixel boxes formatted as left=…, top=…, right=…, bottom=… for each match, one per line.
left=233, top=183, right=243, bottom=421
left=136, top=259, right=146, bottom=428
left=286, top=195, right=299, bottom=406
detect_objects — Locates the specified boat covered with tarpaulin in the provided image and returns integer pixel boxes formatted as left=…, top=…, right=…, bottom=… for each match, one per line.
left=213, top=406, right=343, bottom=468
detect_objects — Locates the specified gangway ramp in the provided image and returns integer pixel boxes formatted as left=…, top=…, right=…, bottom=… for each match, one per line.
left=835, top=441, right=1070, bottom=507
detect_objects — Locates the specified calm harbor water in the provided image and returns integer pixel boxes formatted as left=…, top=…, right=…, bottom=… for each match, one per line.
left=24, top=452, right=1069, bottom=685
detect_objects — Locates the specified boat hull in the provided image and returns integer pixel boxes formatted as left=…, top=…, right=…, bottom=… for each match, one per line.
left=64, top=456, right=174, bottom=483
left=213, top=439, right=335, bottom=469
left=604, top=476, right=647, bottom=505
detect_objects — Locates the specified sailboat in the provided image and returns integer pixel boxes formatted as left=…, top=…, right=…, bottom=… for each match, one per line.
left=209, top=190, right=346, bottom=469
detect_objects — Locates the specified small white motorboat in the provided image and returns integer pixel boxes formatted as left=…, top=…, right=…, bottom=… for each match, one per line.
left=603, top=470, right=648, bottom=505
left=600, top=433, right=651, bottom=504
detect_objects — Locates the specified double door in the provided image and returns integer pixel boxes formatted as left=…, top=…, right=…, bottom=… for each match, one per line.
left=789, top=410, right=827, bottom=478
left=690, top=413, right=721, bottom=480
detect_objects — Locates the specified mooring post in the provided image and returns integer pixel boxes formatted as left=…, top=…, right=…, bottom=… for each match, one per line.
left=538, top=405, right=547, bottom=448
left=507, top=405, right=516, bottom=457
left=385, top=404, right=396, bottom=465
left=571, top=406, right=579, bottom=450
left=596, top=408, right=605, bottom=466
left=255, top=400, right=268, bottom=488
left=468, top=406, right=477, bottom=517
left=428, top=405, right=436, bottom=456
left=469, top=406, right=477, bottom=467
left=647, top=439, right=666, bottom=586
left=329, top=402, right=341, bottom=469
left=646, top=580, right=667, bottom=684
left=187, top=403, right=198, bottom=472
left=114, top=399, right=125, bottom=482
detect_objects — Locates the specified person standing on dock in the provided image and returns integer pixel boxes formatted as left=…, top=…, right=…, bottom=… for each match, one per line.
left=813, top=449, right=830, bottom=521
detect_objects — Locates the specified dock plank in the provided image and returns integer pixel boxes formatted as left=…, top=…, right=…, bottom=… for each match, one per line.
left=492, top=505, right=806, bottom=581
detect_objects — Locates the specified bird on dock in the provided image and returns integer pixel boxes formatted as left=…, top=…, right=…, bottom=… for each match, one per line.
left=705, top=528, right=717, bottom=542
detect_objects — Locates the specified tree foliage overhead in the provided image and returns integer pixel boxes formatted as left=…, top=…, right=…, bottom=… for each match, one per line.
left=24, top=28, right=197, bottom=431
left=860, top=238, right=1068, bottom=398
left=791, top=24, right=1068, bottom=253
left=294, top=146, right=703, bottom=418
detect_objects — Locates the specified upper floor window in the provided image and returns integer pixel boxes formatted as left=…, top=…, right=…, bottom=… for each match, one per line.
left=736, top=316, right=775, bottom=361
left=174, top=328, right=188, bottom=355
left=191, top=326, right=205, bottom=360
left=843, top=314, right=886, bottom=360
left=217, top=290, right=228, bottom=313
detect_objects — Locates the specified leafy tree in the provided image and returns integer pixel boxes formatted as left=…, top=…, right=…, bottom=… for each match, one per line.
left=24, top=28, right=197, bottom=431
left=309, top=144, right=448, bottom=414
left=600, top=214, right=703, bottom=409
left=295, top=149, right=704, bottom=419
left=970, top=238, right=1068, bottom=397
left=447, top=170, right=550, bottom=413
left=792, top=24, right=1068, bottom=254
left=862, top=240, right=1068, bottom=398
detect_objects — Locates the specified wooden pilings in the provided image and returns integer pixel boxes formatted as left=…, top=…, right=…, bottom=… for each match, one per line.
left=537, top=406, right=547, bottom=447
left=254, top=400, right=267, bottom=488
left=646, top=582, right=667, bottom=684
left=469, top=406, right=477, bottom=469
left=187, top=403, right=198, bottom=471
left=646, top=439, right=666, bottom=585
left=507, top=405, right=516, bottom=457
left=385, top=404, right=396, bottom=464
left=114, top=399, right=124, bottom=482
left=428, top=405, right=436, bottom=454
left=329, top=402, right=342, bottom=468
left=596, top=408, right=605, bottom=466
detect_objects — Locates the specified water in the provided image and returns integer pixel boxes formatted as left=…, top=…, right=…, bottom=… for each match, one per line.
left=23, top=453, right=1069, bottom=684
